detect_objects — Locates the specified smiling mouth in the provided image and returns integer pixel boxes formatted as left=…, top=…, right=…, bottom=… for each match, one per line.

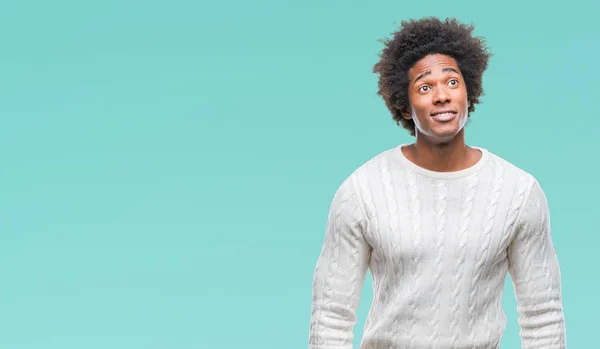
left=431, top=111, right=457, bottom=121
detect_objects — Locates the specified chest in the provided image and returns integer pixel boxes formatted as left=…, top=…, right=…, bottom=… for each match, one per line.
left=361, top=179, right=519, bottom=268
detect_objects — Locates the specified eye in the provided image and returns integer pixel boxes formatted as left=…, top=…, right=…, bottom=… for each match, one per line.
left=448, top=79, right=459, bottom=86
left=418, top=85, right=430, bottom=92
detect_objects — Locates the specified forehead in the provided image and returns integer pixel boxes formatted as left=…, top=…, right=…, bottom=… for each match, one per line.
left=409, top=54, right=461, bottom=78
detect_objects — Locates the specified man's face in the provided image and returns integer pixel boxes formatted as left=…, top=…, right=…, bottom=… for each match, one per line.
left=403, top=53, right=470, bottom=141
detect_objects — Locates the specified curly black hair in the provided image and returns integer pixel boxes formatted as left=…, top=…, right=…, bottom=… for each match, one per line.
left=373, top=17, right=492, bottom=136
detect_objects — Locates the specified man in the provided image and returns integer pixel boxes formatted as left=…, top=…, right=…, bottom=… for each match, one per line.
left=308, top=17, right=566, bottom=349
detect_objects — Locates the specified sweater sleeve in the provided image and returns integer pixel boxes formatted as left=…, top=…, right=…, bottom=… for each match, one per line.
left=308, top=176, right=372, bottom=349
left=507, top=179, right=567, bottom=349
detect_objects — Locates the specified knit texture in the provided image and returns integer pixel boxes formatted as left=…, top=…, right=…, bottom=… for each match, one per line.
left=308, top=143, right=566, bottom=349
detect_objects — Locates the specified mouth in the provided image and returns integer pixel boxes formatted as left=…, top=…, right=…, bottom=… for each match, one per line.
left=430, top=110, right=457, bottom=122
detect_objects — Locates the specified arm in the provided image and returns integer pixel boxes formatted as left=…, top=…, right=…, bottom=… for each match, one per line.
left=507, top=179, right=567, bottom=349
left=308, top=176, right=372, bottom=349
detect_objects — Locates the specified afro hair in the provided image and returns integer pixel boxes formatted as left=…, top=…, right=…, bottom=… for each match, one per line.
left=373, top=17, right=492, bottom=136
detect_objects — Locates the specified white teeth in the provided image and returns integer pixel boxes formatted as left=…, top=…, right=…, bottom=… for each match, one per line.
left=431, top=112, right=456, bottom=121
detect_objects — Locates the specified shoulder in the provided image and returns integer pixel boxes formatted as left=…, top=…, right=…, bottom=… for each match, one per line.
left=347, top=145, right=400, bottom=182
left=328, top=145, right=399, bottom=214
left=484, top=148, right=540, bottom=191
left=483, top=149, right=549, bottom=224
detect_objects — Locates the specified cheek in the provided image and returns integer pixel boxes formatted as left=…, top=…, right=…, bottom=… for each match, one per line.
left=409, top=95, right=428, bottom=113
left=413, top=103, right=431, bottom=121
left=456, top=88, right=468, bottom=103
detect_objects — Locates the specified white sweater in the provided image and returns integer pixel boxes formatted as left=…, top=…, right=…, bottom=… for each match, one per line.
left=308, top=143, right=566, bottom=349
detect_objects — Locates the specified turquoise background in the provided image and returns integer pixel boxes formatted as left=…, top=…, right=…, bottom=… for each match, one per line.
left=0, top=0, right=597, bottom=348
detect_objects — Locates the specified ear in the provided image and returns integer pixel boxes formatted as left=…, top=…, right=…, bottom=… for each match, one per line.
left=400, top=105, right=412, bottom=120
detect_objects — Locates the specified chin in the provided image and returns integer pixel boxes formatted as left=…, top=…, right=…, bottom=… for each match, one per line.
left=419, top=125, right=463, bottom=141
left=432, top=123, right=462, bottom=135
left=432, top=116, right=467, bottom=136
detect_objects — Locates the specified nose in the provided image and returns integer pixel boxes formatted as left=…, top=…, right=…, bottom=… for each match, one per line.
left=433, top=86, right=451, bottom=105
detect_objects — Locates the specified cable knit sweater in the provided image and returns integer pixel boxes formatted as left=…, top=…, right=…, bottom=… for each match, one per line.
left=308, top=143, right=566, bottom=349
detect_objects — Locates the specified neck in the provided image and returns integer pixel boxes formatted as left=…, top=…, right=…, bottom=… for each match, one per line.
left=404, top=129, right=477, bottom=172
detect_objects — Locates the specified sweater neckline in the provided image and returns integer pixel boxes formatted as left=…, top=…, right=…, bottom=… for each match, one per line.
left=394, top=143, right=490, bottom=179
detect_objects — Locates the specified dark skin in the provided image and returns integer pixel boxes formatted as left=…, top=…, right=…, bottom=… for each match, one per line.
left=400, top=54, right=482, bottom=172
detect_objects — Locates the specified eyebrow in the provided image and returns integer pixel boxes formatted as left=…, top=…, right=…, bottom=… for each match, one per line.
left=413, top=67, right=460, bottom=85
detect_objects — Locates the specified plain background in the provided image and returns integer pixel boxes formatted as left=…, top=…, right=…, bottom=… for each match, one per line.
left=1, top=0, right=598, bottom=348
